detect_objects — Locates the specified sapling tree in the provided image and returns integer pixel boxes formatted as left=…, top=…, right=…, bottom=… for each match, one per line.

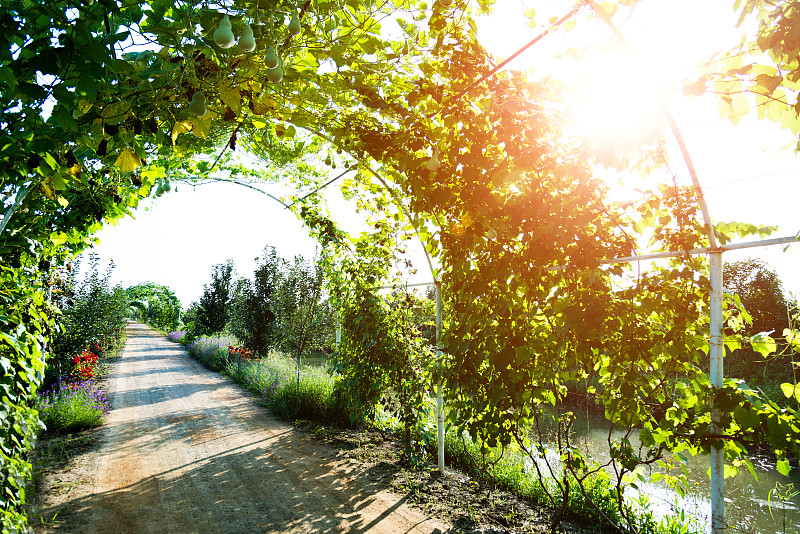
left=272, top=256, right=326, bottom=411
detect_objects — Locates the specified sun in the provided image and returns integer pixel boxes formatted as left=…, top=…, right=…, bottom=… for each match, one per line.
left=566, top=46, right=663, bottom=142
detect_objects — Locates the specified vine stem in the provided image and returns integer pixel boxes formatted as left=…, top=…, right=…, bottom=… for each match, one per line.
left=0, top=182, right=38, bottom=237
left=295, top=124, right=437, bottom=283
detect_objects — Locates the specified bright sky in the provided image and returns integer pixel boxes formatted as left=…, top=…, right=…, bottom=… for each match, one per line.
left=85, top=0, right=800, bottom=307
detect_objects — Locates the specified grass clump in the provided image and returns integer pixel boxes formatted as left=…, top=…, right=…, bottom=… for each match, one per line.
left=227, top=351, right=351, bottom=426
left=35, top=381, right=110, bottom=434
left=187, top=336, right=351, bottom=426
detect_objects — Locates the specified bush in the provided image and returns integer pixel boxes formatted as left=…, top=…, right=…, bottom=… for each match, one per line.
left=35, top=381, right=110, bottom=433
left=187, top=335, right=239, bottom=371
left=167, top=330, right=187, bottom=343
left=51, top=254, right=127, bottom=387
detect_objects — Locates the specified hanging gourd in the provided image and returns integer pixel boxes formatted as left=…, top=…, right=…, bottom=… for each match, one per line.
left=214, top=14, right=235, bottom=48
left=266, top=61, right=284, bottom=83
left=162, top=179, right=172, bottom=193
left=425, top=148, right=440, bottom=171
left=155, top=182, right=165, bottom=197
left=265, top=46, right=279, bottom=69
left=288, top=12, right=301, bottom=35
left=239, top=24, right=256, bottom=52
left=188, top=92, right=208, bottom=116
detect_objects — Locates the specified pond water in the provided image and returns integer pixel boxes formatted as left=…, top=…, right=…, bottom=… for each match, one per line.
left=547, top=412, right=800, bottom=534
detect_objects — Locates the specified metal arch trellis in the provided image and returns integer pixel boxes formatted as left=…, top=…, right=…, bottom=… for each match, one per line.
left=202, top=4, right=796, bottom=529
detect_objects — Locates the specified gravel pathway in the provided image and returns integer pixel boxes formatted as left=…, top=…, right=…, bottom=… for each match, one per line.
left=36, top=321, right=447, bottom=534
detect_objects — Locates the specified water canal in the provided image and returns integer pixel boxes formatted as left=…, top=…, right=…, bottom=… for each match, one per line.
left=560, top=412, right=800, bottom=533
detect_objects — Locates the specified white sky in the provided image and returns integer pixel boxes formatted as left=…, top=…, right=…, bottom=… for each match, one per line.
left=85, top=0, right=800, bottom=307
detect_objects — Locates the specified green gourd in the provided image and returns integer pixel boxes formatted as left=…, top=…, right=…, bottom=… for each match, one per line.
left=288, top=13, right=301, bottom=35
left=214, top=15, right=235, bottom=48
left=425, top=148, right=440, bottom=171
left=188, top=92, right=207, bottom=116
left=265, top=46, right=279, bottom=69
left=239, top=24, right=256, bottom=52
left=266, top=63, right=284, bottom=83
left=162, top=180, right=172, bottom=193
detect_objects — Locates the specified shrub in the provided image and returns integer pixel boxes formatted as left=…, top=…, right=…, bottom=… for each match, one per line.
left=36, top=381, right=110, bottom=433
left=52, top=255, right=127, bottom=368
left=69, top=347, right=99, bottom=381
left=187, top=335, right=239, bottom=371
left=167, top=330, right=187, bottom=343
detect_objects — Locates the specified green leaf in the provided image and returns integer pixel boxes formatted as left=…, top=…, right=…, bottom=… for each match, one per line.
left=114, top=148, right=142, bottom=173
left=777, top=459, right=791, bottom=476
left=734, top=405, right=760, bottom=431
left=780, top=382, right=800, bottom=402
left=752, top=333, right=777, bottom=357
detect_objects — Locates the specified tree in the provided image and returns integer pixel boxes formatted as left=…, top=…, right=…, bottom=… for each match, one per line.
left=227, top=247, right=281, bottom=355
left=725, top=258, right=791, bottom=337
left=273, top=256, right=329, bottom=358
left=724, top=258, right=795, bottom=382
left=197, top=261, right=234, bottom=335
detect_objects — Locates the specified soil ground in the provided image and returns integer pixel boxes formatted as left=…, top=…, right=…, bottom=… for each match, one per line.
left=26, top=322, right=573, bottom=533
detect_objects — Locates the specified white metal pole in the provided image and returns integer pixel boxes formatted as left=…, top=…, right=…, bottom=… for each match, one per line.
left=335, top=311, right=342, bottom=348
left=709, top=251, right=725, bottom=533
left=435, top=281, right=445, bottom=473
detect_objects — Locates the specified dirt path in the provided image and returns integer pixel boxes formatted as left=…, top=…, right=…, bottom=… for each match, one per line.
left=35, top=321, right=448, bottom=533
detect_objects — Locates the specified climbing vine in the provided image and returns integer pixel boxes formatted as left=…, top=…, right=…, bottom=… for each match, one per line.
left=3, top=0, right=800, bottom=531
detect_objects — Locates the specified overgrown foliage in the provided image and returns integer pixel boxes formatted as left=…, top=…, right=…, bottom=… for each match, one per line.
left=125, top=282, right=182, bottom=332
left=3, top=0, right=800, bottom=530
left=50, top=255, right=127, bottom=383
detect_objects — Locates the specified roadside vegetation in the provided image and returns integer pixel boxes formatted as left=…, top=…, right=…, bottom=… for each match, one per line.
left=24, top=256, right=127, bottom=526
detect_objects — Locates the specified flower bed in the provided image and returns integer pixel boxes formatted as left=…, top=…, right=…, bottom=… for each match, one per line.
left=35, top=380, right=110, bottom=433
left=167, top=330, right=187, bottom=343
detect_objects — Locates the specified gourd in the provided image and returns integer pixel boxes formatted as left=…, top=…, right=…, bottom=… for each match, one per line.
left=266, top=63, right=284, bottom=83
left=239, top=24, right=256, bottom=52
left=188, top=92, right=208, bottom=116
left=265, top=46, right=279, bottom=69
left=214, top=15, right=235, bottom=48
left=162, top=180, right=172, bottom=193
left=486, top=227, right=497, bottom=240
left=425, top=148, right=440, bottom=171
left=288, top=13, right=301, bottom=35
